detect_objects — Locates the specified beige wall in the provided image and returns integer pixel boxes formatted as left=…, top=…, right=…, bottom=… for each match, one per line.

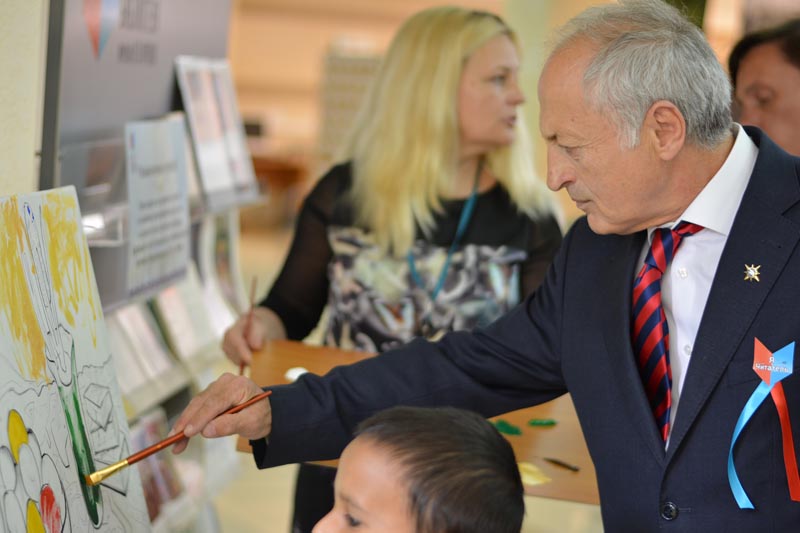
left=704, top=0, right=745, bottom=66
left=0, top=0, right=48, bottom=195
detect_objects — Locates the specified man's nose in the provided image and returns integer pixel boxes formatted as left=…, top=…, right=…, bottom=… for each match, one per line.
left=546, top=147, right=571, bottom=191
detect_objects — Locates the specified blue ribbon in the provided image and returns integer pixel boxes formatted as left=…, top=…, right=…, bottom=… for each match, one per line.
left=728, top=381, right=772, bottom=509
left=727, top=341, right=794, bottom=509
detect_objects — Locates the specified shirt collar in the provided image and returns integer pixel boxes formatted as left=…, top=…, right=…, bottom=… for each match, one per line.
left=647, top=124, right=758, bottom=243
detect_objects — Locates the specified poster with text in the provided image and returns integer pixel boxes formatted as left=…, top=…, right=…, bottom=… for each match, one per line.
left=125, top=115, right=190, bottom=298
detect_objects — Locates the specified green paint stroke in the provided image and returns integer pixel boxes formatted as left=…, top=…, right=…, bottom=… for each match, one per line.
left=58, top=340, right=102, bottom=526
left=493, top=419, right=522, bottom=436
left=527, top=418, right=557, bottom=427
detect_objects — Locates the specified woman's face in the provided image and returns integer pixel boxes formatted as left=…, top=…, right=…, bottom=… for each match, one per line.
left=734, top=42, right=800, bottom=156
left=312, top=438, right=415, bottom=533
left=458, top=34, right=525, bottom=158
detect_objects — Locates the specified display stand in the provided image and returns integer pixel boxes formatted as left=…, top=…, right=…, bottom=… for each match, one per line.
left=39, top=2, right=245, bottom=531
left=68, top=116, right=249, bottom=531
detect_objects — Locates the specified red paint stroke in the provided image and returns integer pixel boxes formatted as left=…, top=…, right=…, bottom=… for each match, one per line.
left=40, top=485, right=62, bottom=533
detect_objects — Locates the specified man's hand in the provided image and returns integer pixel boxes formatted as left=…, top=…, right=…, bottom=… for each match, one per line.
left=170, top=373, right=272, bottom=454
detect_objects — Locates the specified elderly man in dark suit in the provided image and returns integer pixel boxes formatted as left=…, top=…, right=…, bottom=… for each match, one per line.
left=173, top=1, right=800, bottom=530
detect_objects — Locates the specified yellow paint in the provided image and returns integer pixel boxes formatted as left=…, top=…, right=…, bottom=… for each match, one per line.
left=26, top=500, right=46, bottom=533
left=43, top=192, right=99, bottom=348
left=8, top=409, right=28, bottom=463
left=0, top=198, right=47, bottom=380
left=517, top=461, right=551, bottom=487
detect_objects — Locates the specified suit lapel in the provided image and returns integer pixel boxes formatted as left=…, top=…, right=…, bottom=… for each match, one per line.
left=667, top=129, right=800, bottom=459
left=600, top=231, right=669, bottom=462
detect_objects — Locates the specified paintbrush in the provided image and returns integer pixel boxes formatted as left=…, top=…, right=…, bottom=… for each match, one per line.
left=542, top=456, right=581, bottom=472
left=84, top=389, right=272, bottom=486
left=240, top=276, right=258, bottom=375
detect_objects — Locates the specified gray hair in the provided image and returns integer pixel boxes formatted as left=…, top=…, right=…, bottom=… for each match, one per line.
left=552, top=0, right=732, bottom=149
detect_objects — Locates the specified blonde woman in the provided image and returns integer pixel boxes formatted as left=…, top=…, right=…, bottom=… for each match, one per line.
left=221, top=6, right=561, bottom=531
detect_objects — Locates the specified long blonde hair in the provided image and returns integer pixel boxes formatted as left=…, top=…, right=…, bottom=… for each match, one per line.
left=339, top=7, right=553, bottom=256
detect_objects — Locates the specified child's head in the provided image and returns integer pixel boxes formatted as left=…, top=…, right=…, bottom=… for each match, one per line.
left=313, top=406, right=524, bottom=533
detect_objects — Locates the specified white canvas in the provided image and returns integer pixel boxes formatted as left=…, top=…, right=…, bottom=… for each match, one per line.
left=0, top=186, right=150, bottom=531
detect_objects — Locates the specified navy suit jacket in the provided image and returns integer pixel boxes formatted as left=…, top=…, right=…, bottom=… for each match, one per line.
left=253, top=128, right=800, bottom=531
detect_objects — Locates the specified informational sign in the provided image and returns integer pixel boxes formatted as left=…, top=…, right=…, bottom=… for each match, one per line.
left=125, top=114, right=190, bottom=298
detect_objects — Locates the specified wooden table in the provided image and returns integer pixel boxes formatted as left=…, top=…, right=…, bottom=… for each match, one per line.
left=238, top=340, right=599, bottom=505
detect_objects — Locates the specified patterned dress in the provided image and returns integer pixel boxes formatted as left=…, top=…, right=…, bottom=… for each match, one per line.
left=262, top=162, right=562, bottom=352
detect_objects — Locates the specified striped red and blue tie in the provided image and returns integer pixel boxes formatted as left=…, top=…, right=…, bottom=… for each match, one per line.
left=632, top=221, right=703, bottom=441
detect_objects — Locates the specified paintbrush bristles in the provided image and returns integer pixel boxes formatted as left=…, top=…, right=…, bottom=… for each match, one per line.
left=84, top=390, right=272, bottom=485
left=84, top=459, right=129, bottom=486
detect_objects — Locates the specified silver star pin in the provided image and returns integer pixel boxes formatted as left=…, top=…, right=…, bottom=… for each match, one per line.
left=744, top=264, right=761, bottom=282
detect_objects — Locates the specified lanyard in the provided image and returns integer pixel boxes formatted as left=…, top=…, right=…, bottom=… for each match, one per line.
left=407, top=158, right=483, bottom=301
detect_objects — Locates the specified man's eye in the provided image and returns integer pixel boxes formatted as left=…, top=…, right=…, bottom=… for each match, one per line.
left=752, top=89, right=774, bottom=108
left=346, top=514, right=362, bottom=527
left=562, top=145, right=579, bottom=158
left=491, top=74, right=507, bottom=85
left=756, top=95, right=772, bottom=107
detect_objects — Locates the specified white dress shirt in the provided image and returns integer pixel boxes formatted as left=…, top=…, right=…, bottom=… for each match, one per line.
left=635, top=124, right=758, bottom=446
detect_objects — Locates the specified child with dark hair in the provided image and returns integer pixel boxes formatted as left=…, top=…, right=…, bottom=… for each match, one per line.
left=312, top=406, right=524, bottom=533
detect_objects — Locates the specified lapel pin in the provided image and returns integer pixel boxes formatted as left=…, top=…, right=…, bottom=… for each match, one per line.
left=744, top=264, right=761, bottom=282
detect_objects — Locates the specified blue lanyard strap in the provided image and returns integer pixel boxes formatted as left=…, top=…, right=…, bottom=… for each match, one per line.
left=407, top=159, right=482, bottom=301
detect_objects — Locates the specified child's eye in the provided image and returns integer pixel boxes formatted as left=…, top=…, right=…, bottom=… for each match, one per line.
left=345, top=513, right=362, bottom=527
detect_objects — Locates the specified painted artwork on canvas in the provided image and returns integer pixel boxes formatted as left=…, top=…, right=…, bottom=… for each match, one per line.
left=0, top=187, right=150, bottom=531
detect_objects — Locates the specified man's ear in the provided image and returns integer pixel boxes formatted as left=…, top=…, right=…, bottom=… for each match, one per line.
left=642, top=100, right=685, bottom=161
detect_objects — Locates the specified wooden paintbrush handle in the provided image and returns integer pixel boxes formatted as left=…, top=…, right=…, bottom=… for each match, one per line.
left=127, top=389, right=272, bottom=465
left=128, top=431, right=186, bottom=465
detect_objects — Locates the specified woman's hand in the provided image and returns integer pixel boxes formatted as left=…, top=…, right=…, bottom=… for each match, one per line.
left=221, top=306, right=287, bottom=366
left=170, top=373, right=272, bottom=454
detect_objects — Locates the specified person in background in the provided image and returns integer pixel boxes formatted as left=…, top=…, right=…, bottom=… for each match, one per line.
left=312, top=406, right=524, bottom=533
left=729, top=18, right=800, bottom=156
left=220, top=6, right=561, bottom=532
